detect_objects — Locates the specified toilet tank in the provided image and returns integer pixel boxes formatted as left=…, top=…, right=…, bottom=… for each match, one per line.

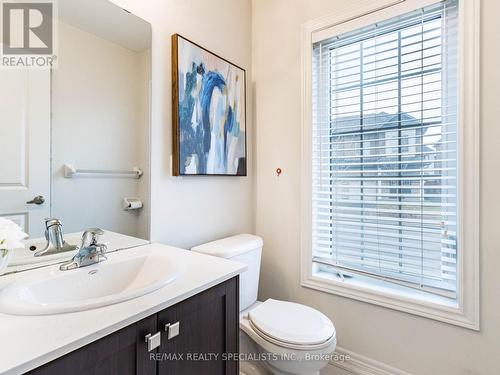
left=191, top=234, right=263, bottom=311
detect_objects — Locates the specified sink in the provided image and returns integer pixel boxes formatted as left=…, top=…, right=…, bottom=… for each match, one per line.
left=0, top=249, right=181, bottom=315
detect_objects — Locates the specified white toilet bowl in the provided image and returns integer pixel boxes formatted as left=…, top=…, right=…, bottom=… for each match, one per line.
left=191, top=234, right=337, bottom=375
left=239, top=300, right=336, bottom=375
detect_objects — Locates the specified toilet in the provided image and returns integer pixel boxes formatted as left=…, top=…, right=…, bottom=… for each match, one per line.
left=191, top=234, right=337, bottom=375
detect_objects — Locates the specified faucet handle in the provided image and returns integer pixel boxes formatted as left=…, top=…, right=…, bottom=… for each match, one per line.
left=45, top=217, right=61, bottom=224
left=96, top=242, right=107, bottom=254
left=81, top=228, right=105, bottom=248
left=96, top=243, right=108, bottom=261
left=44, top=217, right=61, bottom=229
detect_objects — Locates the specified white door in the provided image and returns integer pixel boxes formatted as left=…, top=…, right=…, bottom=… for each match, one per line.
left=0, top=70, right=50, bottom=237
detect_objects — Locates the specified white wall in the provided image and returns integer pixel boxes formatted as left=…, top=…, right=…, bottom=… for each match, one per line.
left=51, top=22, right=150, bottom=238
left=252, top=0, right=500, bottom=374
left=111, top=0, right=254, bottom=249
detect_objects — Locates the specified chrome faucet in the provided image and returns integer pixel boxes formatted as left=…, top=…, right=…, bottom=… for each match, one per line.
left=34, top=218, right=78, bottom=257
left=59, top=228, right=107, bottom=271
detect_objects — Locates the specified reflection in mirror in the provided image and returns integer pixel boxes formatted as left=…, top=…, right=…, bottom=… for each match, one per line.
left=0, top=0, right=152, bottom=273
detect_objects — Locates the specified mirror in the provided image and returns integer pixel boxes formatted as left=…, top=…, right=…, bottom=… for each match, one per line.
left=0, top=0, right=152, bottom=273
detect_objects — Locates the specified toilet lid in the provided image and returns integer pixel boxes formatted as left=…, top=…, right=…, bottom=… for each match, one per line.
left=248, top=299, right=335, bottom=346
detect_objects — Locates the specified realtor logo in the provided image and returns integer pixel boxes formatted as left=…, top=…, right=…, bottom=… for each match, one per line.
left=1, top=1, right=57, bottom=68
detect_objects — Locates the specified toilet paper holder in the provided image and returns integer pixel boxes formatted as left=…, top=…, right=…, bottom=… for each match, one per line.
left=123, top=197, right=143, bottom=211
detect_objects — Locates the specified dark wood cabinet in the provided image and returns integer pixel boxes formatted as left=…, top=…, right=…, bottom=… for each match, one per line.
left=26, top=315, right=157, bottom=375
left=157, top=275, right=238, bottom=375
left=28, top=276, right=238, bottom=375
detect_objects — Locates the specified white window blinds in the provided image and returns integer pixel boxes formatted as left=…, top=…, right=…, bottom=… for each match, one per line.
left=311, top=0, right=459, bottom=298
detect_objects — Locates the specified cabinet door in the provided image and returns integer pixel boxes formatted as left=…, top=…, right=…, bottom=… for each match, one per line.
left=157, top=276, right=239, bottom=375
left=28, top=314, right=158, bottom=375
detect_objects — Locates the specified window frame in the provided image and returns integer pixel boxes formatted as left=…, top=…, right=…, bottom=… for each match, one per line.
left=300, top=0, right=480, bottom=330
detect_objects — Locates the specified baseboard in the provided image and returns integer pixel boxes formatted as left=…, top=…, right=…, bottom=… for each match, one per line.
left=321, top=346, right=413, bottom=375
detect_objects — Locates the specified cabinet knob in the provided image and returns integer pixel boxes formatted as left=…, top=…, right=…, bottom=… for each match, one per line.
left=164, top=322, right=180, bottom=340
left=145, top=332, right=161, bottom=352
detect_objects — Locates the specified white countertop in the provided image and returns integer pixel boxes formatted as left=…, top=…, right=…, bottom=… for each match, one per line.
left=0, top=243, right=247, bottom=375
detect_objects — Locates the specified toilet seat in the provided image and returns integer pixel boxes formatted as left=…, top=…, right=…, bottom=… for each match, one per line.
left=248, top=319, right=335, bottom=351
left=247, top=299, right=336, bottom=350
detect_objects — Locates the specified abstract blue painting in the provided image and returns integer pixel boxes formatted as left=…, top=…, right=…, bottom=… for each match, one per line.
left=172, top=34, right=246, bottom=176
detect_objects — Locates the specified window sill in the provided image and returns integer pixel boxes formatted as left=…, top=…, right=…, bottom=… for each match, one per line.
left=301, top=270, right=478, bottom=330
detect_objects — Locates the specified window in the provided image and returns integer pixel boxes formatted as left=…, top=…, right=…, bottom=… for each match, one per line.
left=301, top=0, right=480, bottom=329
left=313, top=0, right=458, bottom=297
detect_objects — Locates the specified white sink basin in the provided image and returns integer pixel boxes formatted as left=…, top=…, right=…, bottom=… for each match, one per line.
left=0, top=248, right=181, bottom=315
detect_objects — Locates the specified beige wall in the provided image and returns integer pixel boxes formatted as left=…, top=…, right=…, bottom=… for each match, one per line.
left=111, top=0, right=254, bottom=248
left=252, top=0, right=500, bottom=374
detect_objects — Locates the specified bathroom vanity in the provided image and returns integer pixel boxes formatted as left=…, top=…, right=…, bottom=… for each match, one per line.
left=27, top=277, right=239, bottom=375
left=0, top=244, right=246, bottom=375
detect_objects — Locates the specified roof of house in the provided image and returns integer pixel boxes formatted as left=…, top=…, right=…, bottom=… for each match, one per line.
left=332, top=111, right=420, bottom=132
left=329, top=112, right=439, bottom=174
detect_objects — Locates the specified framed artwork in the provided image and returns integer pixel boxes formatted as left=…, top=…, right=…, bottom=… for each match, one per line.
left=171, top=34, right=247, bottom=176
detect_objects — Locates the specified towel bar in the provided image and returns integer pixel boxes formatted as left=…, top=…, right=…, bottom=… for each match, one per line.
left=63, top=164, right=143, bottom=179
